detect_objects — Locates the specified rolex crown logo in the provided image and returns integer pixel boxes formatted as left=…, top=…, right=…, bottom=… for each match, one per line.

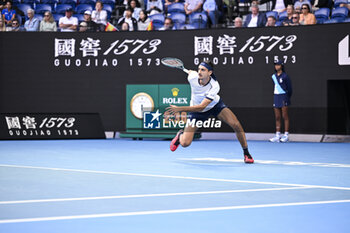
left=171, top=88, right=179, bottom=97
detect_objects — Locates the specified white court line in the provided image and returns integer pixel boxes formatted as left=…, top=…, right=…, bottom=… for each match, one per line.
left=0, top=187, right=310, bottom=205
left=178, top=157, right=350, bottom=168
left=1, top=164, right=350, bottom=190
left=1, top=199, right=350, bottom=224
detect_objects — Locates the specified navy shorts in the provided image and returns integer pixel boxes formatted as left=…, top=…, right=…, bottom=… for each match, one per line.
left=188, top=99, right=227, bottom=121
left=273, top=94, right=291, bottom=108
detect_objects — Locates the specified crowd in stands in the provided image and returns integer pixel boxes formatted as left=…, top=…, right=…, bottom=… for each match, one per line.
left=0, top=0, right=349, bottom=31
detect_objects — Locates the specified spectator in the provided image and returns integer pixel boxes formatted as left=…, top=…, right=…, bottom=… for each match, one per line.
left=266, top=15, right=276, bottom=26
left=0, top=0, right=7, bottom=11
left=117, top=7, right=137, bottom=31
left=79, top=21, right=88, bottom=31
left=184, top=0, right=203, bottom=15
left=127, top=0, right=142, bottom=20
left=288, top=12, right=300, bottom=26
left=137, top=10, right=151, bottom=31
left=2, top=1, right=16, bottom=27
left=233, top=16, right=243, bottom=27
left=82, top=10, right=100, bottom=32
left=8, top=18, right=24, bottom=31
left=40, top=11, right=57, bottom=31
left=223, top=0, right=238, bottom=25
left=294, top=0, right=311, bottom=13
left=258, top=0, right=293, bottom=13
left=59, top=7, right=78, bottom=32
left=299, top=3, right=316, bottom=25
left=339, top=1, right=350, bottom=11
left=282, top=4, right=294, bottom=25
left=92, top=1, right=108, bottom=26
left=159, top=17, right=173, bottom=30
left=243, top=4, right=266, bottom=27
left=24, top=8, right=39, bottom=31
left=0, top=16, right=6, bottom=31
left=203, top=0, right=219, bottom=27
left=121, top=21, right=129, bottom=30
left=146, top=0, right=163, bottom=15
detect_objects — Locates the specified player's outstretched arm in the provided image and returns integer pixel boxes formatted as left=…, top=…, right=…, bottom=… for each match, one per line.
left=166, top=98, right=212, bottom=114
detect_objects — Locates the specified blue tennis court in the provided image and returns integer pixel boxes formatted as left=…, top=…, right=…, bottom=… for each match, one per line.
left=0, top=139, right=350, bottom=233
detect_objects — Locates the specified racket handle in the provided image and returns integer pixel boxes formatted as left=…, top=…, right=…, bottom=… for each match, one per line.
left=183, top=68, right=189, bottom=74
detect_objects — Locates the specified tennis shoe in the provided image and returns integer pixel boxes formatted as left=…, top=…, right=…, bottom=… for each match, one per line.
left=170, top=129, right=183, bottom=152
left=244, top=154, right=254, bottom=164
left=280, top=135, right=289, bottom=143
left=269, top=135, right=281, bottom=142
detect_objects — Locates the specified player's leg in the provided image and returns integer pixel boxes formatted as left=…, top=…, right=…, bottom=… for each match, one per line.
left=217, top=107, right=247, bottom=148
left=180, top=125, right=197, bottom=147
left=170, top=125, right=197, bottom=151
left=280, top=106, right=289, bottom=142
left=270, top=108, right=282, bottom=142
left=217, top=107, right=254, bottom=163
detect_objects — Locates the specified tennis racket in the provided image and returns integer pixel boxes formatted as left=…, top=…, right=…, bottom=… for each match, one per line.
left=161, top=57, right=189, bottom=74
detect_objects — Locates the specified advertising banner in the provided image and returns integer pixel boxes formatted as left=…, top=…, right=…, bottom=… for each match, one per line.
left=1, top=24, right=349, bottom=133
left=0, top=113, right=105, bottom=140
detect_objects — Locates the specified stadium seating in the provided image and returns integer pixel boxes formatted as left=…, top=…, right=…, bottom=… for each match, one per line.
left=41, top=0, right=58, bottom=6
left=75, top=4, right=93, bottom=14
left=169, top=12, right=186, bottom=28
left=323, top=18, right=340, bottom=24
left=189, top=12, right=207, bottom=29
left=334, top=0, right=348, bottom=8
left=52, top=13, right=64, bottom=21
left=35, top=14, right=43, bottom=21
left=55, top=4, right=74, bottom=13
left=315, top=8, right=330, bottom=24
left=278, top=11, right=287, bottom=22
left=21, top=0, right=40, bottom=7
left=79, top=0, right=97, bottom=7
left=103, top=4, right=113, bottom=13
left=266, top=11, right=278, bottom=20
left=167, top=3, right=185, bottom=14
left=179, top=24, right=196, bottom=30
left=35, top=4, right=52, bottom=14
left=101, top=0, right=116, bottom=5
left=76, top=13, right=85, bottom=22
left=58, top=0, right=77, bottom=8
left=331, top=7, right=349, bottom=21
left=11, top=0, right=21, bottom=6
left=16, top=3, right=33, bottom=16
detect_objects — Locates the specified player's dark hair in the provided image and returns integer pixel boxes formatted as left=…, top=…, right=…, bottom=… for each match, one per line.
left=202, top=60, right=214, bottom=70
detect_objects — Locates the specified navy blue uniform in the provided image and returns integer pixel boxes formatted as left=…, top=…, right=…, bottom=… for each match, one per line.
left=272, top=72, right=292, bottom=108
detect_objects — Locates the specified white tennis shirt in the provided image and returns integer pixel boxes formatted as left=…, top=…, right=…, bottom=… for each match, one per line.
left=187, top=71, right=220, bottom=112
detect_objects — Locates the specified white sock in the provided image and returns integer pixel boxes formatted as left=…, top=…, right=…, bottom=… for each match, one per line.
left=276, top=132, right=281, bottom=137
left=284, top=132, right=289, bottom=136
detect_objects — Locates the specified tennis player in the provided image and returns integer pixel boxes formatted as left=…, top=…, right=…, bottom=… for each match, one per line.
left=166, top=60, right=254, bottom=164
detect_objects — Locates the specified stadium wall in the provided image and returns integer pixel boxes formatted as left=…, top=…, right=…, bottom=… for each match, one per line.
left=0, top=23, right=350, bottom=134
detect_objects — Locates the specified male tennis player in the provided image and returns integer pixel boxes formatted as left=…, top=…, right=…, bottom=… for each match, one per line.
left=166, top=60, right=254, bottom=164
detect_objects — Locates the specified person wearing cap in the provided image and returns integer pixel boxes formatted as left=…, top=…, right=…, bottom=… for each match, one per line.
left=166, top=60, right=254, bottom=164
left=80, top=10, right=99, bottom=32
left=269, top=60, right=293, bottom=143
left=59, top=7, right=78, bottom=32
